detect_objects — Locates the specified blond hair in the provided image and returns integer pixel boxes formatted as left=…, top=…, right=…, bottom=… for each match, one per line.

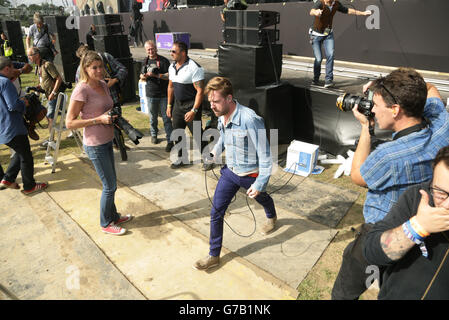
left=79, top=51, right=104, bottom=83
left=205, top=76, right=233, bottom=98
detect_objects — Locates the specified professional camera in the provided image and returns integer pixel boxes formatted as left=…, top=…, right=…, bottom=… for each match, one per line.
left=23, top=87, right=47, bottom=140
left=148, top=67, right=159, bottom=75
left=336, top=91, right=375, bottom=118
left=25, top=86, right=45, bottom=94
left=108, top=104, right=144, bottom=145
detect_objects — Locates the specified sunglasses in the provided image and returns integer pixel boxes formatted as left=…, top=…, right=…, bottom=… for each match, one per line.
left=378, top=77, right=399, bottom=105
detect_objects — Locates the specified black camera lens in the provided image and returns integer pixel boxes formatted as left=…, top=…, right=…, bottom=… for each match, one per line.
left=336, top=92, right=375, bottom=118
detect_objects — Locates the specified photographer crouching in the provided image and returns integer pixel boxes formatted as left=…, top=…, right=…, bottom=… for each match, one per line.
left=0, top=57, right=48, bottom=195
left=332, top=67, right=449, bottom=299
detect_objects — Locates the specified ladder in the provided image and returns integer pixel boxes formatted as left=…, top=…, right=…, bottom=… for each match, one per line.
left=45, top=93, right=84, bottom=173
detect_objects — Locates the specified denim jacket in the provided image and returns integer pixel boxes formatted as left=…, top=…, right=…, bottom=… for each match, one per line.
left=212, top=101, right=272, bottom=192
left=0, top=74, right=27, bottom=144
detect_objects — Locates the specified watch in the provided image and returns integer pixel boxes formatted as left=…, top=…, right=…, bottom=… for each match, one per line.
left=92, top=119, right=97, bottom=125
left=191, top=108, right=198, bottom=113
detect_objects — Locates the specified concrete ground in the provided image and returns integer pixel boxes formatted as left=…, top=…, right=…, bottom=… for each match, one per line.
left=0, top=131, right=341, bottom=299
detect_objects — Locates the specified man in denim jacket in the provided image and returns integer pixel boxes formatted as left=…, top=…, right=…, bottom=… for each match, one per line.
left=193, top=77, right=277, bottom=271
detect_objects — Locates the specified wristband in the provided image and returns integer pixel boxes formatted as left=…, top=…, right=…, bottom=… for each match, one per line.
left=403, top=220, right=428, bottom=258
left=92, top=119, right=97, bottom=125
left=410, top=216, right=430, bottom=238
left=167, top=104, right=172, bottom=108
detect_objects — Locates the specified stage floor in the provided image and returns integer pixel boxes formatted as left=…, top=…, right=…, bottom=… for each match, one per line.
left=131, top=47, right=449, bottom=102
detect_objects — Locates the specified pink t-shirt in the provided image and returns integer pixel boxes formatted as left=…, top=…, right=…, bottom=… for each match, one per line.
left=70, top=81, right=114, bottom=146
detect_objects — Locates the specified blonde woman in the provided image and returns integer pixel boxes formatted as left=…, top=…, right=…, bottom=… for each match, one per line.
left=66, top=51, right=132, bottom=235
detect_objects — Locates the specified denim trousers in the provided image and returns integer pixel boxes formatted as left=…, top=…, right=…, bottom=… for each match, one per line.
left=311, top=32, right=335, bottom=83
left=84, top=141, right=120, bottom=228
left=4, top=134, right=36, bottom=190
left=209, top=166, right=277, bottom=257
left=147, top=96, right=173, bottom=143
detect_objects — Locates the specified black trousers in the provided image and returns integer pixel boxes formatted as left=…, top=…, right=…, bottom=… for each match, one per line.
left=172, top=99, right=204, bottom=163
left=4, top=134, right=36, bottom=190
left=331, top=223, right=383, bottom=300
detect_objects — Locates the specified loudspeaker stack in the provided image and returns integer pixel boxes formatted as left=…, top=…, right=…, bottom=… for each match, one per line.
left=219, top=10, right=282, bottom=88
left=218, top=10, right=293, bottom=144
left=92, top=14, right=136, bottom=103
left=43, top=16, right=80, bottom=83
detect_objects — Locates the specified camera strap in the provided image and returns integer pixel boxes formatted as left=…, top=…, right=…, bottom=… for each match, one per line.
left=393, top=119, right=428, bottom=141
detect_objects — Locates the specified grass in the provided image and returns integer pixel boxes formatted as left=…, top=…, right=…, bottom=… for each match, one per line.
left=1, top=70, right=375, bottom=300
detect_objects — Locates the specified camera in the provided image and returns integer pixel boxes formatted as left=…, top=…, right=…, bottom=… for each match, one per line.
left=108, top=104, right=144, bottom=145
left=25, top=86, right=45, bottom=94
left=148, top=67, right=159, bottom=75
left=336, top=91, right=375, bottom=118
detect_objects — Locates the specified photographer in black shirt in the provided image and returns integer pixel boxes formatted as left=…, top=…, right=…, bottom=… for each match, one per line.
left=140, top=40, right=173, bottom=152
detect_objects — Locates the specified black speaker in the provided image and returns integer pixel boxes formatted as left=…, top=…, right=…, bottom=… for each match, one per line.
left=117, top=57, right=138, bottom=103
left=93, top=14, right=122, bottom=25
left=43, top=16, right=80, bottom=83
left=93, top=35, right=131, bottom=58
left=223, top=28, right=279, bottom=46
left=95, top=24, right=124, bottom=36
left=1, top=20, right=26, bottom=62
left=224, top=10, right=280, bottom=28
left=233, top=83, right=294, bottom=145
left=218, top=43, right=282, bottom=88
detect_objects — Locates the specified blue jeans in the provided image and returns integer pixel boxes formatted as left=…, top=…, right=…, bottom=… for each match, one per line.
left=147, top=97, right=173, bottom=143
left=46, top=95, right=65, bottom=119
left=311, top=32, right=335, bottom=83
left=209, top=166, right=277, bottom=257
left=84, top=141, right=120, bottom=228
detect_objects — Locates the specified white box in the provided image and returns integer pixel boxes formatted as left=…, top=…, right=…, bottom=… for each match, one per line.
left=138, top=81, right=150, bottom=114
left=284, top=140, right=319, bottom=177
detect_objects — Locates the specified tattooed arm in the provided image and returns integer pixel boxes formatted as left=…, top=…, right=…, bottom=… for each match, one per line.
left=184, top=79, right=204, bottom=122
left=192, top=79, right=204, bottom=111
left=363, top=184, right=429, bottom=266
left=380, top=225, right=415, bottom=261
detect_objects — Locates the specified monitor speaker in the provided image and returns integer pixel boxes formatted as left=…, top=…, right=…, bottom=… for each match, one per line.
left=218, top=43, right=282, bottom=88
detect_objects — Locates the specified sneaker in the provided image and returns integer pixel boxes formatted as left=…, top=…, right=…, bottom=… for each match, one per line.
left=0, top=180, right=20, bottom=190
left=202, top=163, right=215, bottom=171
left=101, top=222, right=126, bottom=235
left=165, top=142, right=174, bottom=153
left=115, top=214, right=133, bottom=225
left=193, top=255, right=220, bottom=270
left=261, top=216, right=277, bottom=235
left=324, top=81, right=334, bottom=88
left=21, top=182, right=48, bottom=195
left=151, top=136, right=159, bottom=144
left=312, top=79, right=320, bottom=86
